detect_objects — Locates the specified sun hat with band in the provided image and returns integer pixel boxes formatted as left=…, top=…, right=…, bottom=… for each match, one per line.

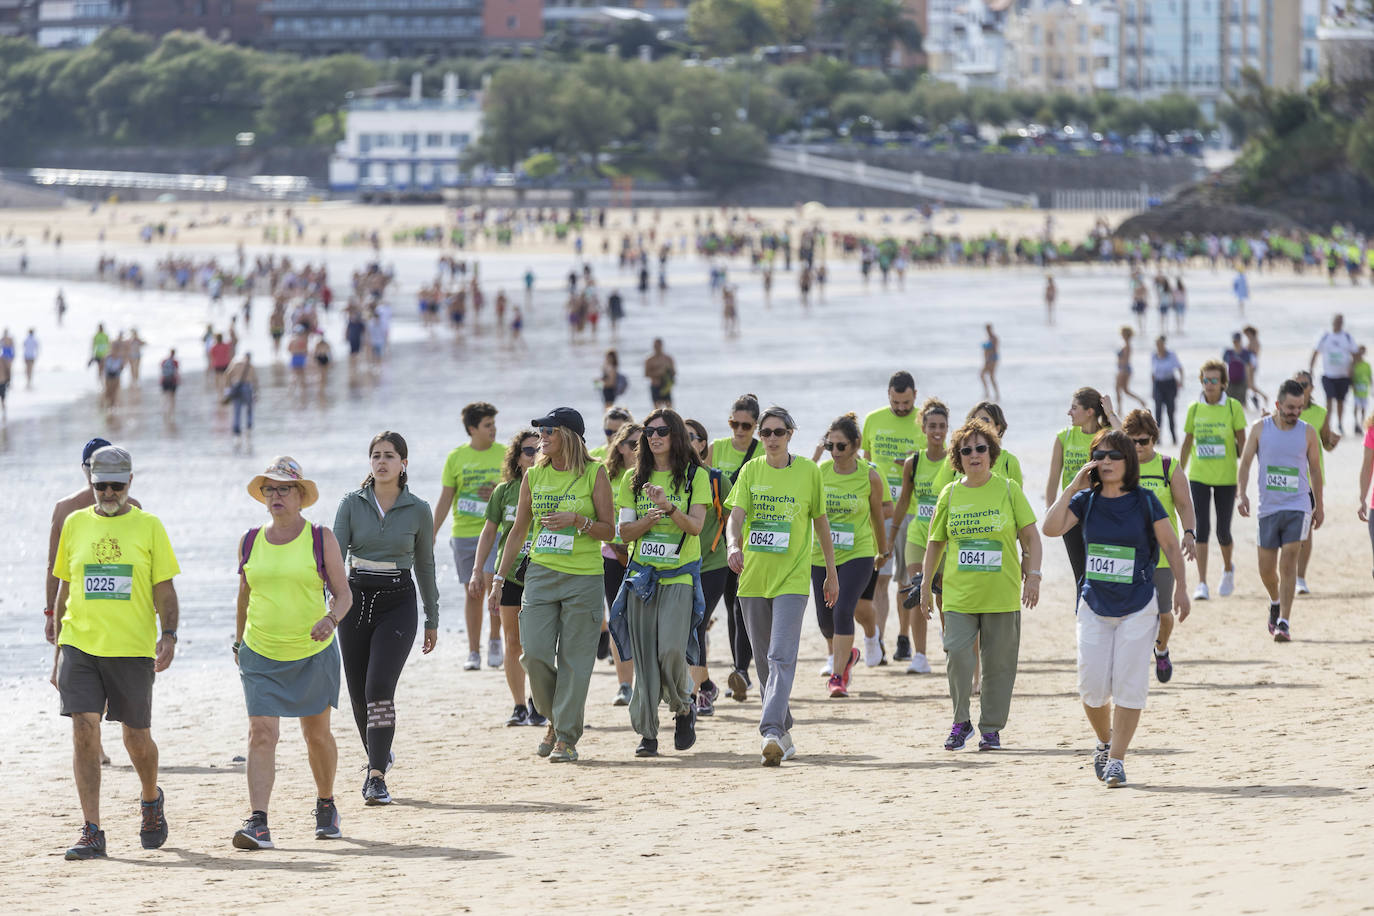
left=247, top=456, right=319, bottom=507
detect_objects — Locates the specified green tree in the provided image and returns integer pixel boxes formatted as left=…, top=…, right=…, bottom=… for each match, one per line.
left=1345, top=105, right=1374, bottom=184
left=758, top=0, right=813, bottom=44
left=657, top=69, right=767, bottom=188
left=478, top=64, right=560, bottom=168
left=553, top=77, right=631, bottom=172
left=688, top=0, right=776, bottom=56
left=818, top=0, right=922, bottom=70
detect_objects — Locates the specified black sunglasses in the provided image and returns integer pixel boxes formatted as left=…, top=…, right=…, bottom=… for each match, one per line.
left=644, top=425, right=671, bottom=438
left=688, top=433, right=704, bottom=443
left=603, top=427, right=617, bottom=437
left=728, top=420, right=755, bottom=431
left=94, top=481, right=126, bottom=492
left=758, top=428, right=789, bottom=438
left=959, top=444, right=989, bottom=456
left=1092, top=449, right=1126, bottom=461
left=521, top=446, right=538, bottom=457
left=1130, top=437, right=1152, bottom=446
left=823, top=441, right=850, bottom=452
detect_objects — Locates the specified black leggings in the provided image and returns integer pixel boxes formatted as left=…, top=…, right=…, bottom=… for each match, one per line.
left=1062, top=533, right=1086, bottom=591
left=1152, top=377, right=1179, bottom=441
left=725, top=568, right=753, bottom=674
left=811, top=556, right=873, bottom=639
left=694, top=566, right=729, bottom=667
left=339, top=572, right=417, bottom=773
left=1189, top=481, right=1237, bottom=545
left=603, top=554, right=626, bottom=609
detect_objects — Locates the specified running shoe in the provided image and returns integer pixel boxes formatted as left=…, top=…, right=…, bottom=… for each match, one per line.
left=1268, top=602, right=1281, bottom=635
left=506, top=704, right=529, bottom=727
left=65, top=822, right=107, bottom=860
left=696, top=691, right=715, bottom=717
left=819, top=655, right=834, bottom=677
left=463, top=651, right=480, bottom=671
left=674, top=704, right=697, bottom=751
left=1193, top=582, right=1210, bottom=601
left=699, top=679, right=720, bottom=704
left=1296, top=578, right=1310, bottom=595
left=233, top=813, right=273, bottom=850
left=139, top=786, right=168, bottom=849
left=906, top=652, right=931, bottom=675
left=527, top=697, right=547, bottom=727
left=894, top=634, right=912, bottom=661
left=385, top=750, right=395, bottom=774
left=488, top=638, right=503, bottom=669
left=635, top=737, right=659, bottom=758
left=549, top=742, right=578, bottom=763
left=727, top=669, right=749, bottom=702
left=363, top=775, right=392, bottom=806
left=944, top=720, right=975, bottom=751
left=901, top=574, right=924, bottom=609
left=1154, top=649, right=1173, bottom=683
left=613, top=683, right=633, bottom=706
left=827, top=674, right=848, bottom=698
left=1103, top=759, right=1127, bottom=787
left=537, top=724, right=556, bottom=757
left=1274, top=619, right=1292, bottom=643
left=863, top=634, right=882, bottom=667
left=760, top=735, right=784, bottom=767
left=1219, top=569, right=1235, bottom=597
left=596, top=630, right=611, bottom=661
left=780, top=732, right=796, bottom=761
left=313, top=798, right=341, bottom=839
left=978, top=731, right=1001, bottom=751
left=1093, top=742, right=1110, bottom=781
left=839, top=647, right=860, bottom=689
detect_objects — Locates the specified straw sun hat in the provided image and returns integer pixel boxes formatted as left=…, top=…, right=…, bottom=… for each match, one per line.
left=247, top=456, right=320, bottom=508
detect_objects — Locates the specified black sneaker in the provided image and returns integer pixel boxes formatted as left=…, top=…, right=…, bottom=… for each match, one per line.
left=314, top=797, right=341, bottom=839
left=635, top=737, right=659, bottom=757
left=674, top=703, right=698, bottom=751
left=526, top=697, right=547, bottom=727
left=139, top=786, right=168, bottom=849
left=1154, top=649, right=1173, bottom=683
left=506, top=704, right=529, bottom=727
left=894, top=634, right=912, bottom=662
left=233, top=812, right=273, bottom=850
left=1268, top=602, right=1280, bottom=635
left=596, top=630, right=611, bottom=661
left=901, top=573, right=924, bottom=609
left=65, top=822, right=107, bottom=860
left=363, top=775, right=392, bottom=806
left=944, top=720, right=974, bottom=751
left=1274, top=619, right=1292, bottom=643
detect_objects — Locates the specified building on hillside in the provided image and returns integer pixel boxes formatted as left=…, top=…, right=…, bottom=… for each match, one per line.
left=892, top=0, right=929, bottom=69
left=328, top=73, right=484, bottom=194
left=1005, top=0, right=1119, bottom=95
left=259, top=0, right=541, bottom=56
left=0, top=0, right=38, bottom=37
left=131, top=0, right=264, bottom=43
left=920, top=0, right=1019, bottom=89
left=542, top=0, right=687, bottom=42
left=33, top=0, right=129, bottom=46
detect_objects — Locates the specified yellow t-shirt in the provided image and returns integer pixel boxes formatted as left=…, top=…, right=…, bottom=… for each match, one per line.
left=862, top=406, right=928, bottom=500
left=243, top=524, right=331, bottom=662
left=55, top=507, right=180, bottom=659
left=618, top=467, right=711, bottom=585
left=441, top=443, right=507, bottom=538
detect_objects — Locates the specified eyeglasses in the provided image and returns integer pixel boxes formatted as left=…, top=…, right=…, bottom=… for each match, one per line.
left=1201, top=377, right=1221, bottom=384
left=758, top=427, right=789, bottom=438
left=1092, top=450, right=1126, bottom=461
left=520, top=446, right=538, bottom=457
left=823, top=441, right=850, bottom=452
left=688, top=433, right=704, bottom=443
left=260, top=484, right=298, bottom=497
left=94, top=482, right=126, bottom=492
left=644, top=425, right=671, bottom=438
left=603, top=427, right=617, bottom=438
left=958, top=444, right=989, bottom=456
left=1130, top=437, right=1152, bottom=446
left=728, top=420, right=755, bottom=431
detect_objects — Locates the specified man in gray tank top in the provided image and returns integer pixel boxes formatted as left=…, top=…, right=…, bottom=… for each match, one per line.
left=1236, top=380, right=1324, bottom=642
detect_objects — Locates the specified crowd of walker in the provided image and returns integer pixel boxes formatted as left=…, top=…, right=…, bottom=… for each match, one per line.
left=49, top=320, right=1374, bottom=859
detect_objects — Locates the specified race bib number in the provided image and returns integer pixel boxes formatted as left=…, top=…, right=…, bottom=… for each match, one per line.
left=534, top=531, right=574, bottom=555
left=457, top=494, right=487, bottom=517
left=1264, top=465, right=1299, bottom=493
left=956, top=539, right=1001, bottom=572
left=638, top=532, right=681, bottom=562
left=889, top=484, right=902, bottom=501
left=84, top=563, right=132, bottom=601
left=1195, top=435, right=1225, bottom=459
left=916, top=499, right=936, bottom=520
left=1086, top=544, right=1135, bottom=583
left=747, top=520, right=791, bottom=553
left=830, top=522, right=855, bottom=550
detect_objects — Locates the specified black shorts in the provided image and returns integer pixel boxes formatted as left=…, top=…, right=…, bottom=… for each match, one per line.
left=650, top=384, right=672, bottom=404
left=1322, top=375, right=1351, bottom=401
left=57, top=645, right=154, bottom=729
left=501, top=578, right=524, bottom=606
left=861, top=569, right=878, bottom=601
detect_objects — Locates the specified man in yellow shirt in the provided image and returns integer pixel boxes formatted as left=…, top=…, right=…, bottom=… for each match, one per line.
left=51, top=447, right=181, bottom=861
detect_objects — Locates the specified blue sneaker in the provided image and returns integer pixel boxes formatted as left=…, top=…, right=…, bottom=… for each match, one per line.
left=1103, top=759, right=1127, bottom=787
left=314, top=798, right=341, bottom=839
left=944, top=720, right=974, bottom=751
left=233, top=812, right=273, bottom=850
left=1093, top=742, right=1110, bottom=781
left=66, top=822, right=107, bottom=860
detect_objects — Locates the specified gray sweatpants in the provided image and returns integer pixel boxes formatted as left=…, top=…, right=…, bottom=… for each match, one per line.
left=740, top=594, right=807, bottom=739
left=627, top=582, right=694, bottom=739
left=943, top=610, right=1021, bottom=733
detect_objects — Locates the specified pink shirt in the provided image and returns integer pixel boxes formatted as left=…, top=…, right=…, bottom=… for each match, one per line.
left=1366, top=426, right=1374, bottom=508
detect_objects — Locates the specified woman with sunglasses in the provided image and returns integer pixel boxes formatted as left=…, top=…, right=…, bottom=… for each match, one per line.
left=491, top=408, right=615, bottom=763
left=919, top=420, right=1041, bottom=753
left=686, top=418, right=732, bottom=716
left=332, top=432, right=440, bottom=806
left=471, top=430, right=547, bottom=727
left=610, top=409, right=710, bottom=757
left=813, top=413, right=888, bottom=697
left=726, top=406, right=838, bottom=765
left=892, top=398, right=953, bottom=676
left=1178, top=359, right=1246, bottom=600
left=711, top=393, right=761, bottom=701
left=967, top=402, right=1023, bottom=486
left=1043, top=430, right=1190, bottom=788
left=589, top=405, right=634, bottom=462
left=1045, top=387, right=1116, bottom=588
left=601, top=422, right=642, bottom=706
left=1123, top=410, right=1196, bottom=684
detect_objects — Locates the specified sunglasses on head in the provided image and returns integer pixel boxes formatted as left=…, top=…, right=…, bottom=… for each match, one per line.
left=758, top=427, right=789, bottom=438
left=260, top=484, right=297, bottom=497
left=823, top=441, right=850, bottom=452
left=1092, top=449, right=1126, bottom=461
left=959, top=444, right=989, bottom=456
left=644, top=425, right=671, bottom=438
left=521, top=446, right=538, bottom=457
left=728, top=420, right=755, bottom=431
left=1130, top=437, right=1152, bottom=446
left=94, top=481, right=126, bottom=493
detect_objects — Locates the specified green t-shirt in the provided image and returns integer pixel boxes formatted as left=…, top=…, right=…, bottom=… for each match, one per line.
left=700, top=470, right=732, bottom=572
left=710, top=437, right=757, bottom=483
left=726, top=455, right=826, bottom=598
left=618, top=467, right=711, bottom=585
left=589, top=444, right=609, bottom=462
left=1353, top=360, right=1371, bottom=398
left=928, top=476, right=1037, bottom=615
left=1137, top=452, right=1177, bottom=568
left=608, top=467, right=631, bottom=545
left=862, top=406, right=928, bottom=499
left=905, top=451, right=957, bottom=550
left=993, top=449, right=1023, bottom=487
left=526, top=461, right=603, bottom=576
left=811, top=460, right=880, bottom=565
left=1184, top=395, right=1246, bottom=486
left=441, top=443, right=506, bottom=538
left=1057, top=426, right=1095, bottom=491
left=485, top=478, right=528, bottom=584
left=1300, top=403, right=1328, bottom=475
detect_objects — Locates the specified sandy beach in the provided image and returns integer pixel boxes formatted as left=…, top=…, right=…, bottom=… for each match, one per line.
left=1, top=203, right=1371, bottom=913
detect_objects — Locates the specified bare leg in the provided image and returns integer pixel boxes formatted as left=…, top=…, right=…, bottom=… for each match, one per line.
left=121, top=725, right=159, bottom=802
left=1083, top=703, right=1111, bottom=745
left=71, top=713, right=103, bottom=825
left=1297, top=532, right=1313, bottom=579
left=1278, top=542, right=1300, bottom=622
left=1108, top=706, right=1143, bottom=760
left=854, top=599, right=877, bottom=637
left=246, top=716, right=280, bottom=814
left=872, top=574, right=892, bottom=642
left=1257, top=546, right=1279, bottom=602
left=465, top=581, right=485, bottom=654
left=500, top=604, right=525, bottom=706
left=299, top=709, right=337, bottom=799
left=1156, top=612, right=1175, bottom=652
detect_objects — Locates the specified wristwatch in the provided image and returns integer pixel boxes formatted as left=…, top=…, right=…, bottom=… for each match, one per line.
left=1183, top=528, right=1196, bottom=537
left=161, top=629, right=178, bottom=641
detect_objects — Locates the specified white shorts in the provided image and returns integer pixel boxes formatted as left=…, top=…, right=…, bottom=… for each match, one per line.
left=882, top=515, right=913, bottom=579
left=1076, top=598, right=1159, bottom=710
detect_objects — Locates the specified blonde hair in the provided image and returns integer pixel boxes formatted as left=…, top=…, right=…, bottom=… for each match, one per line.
left=537, top=426, right=592, bottom=477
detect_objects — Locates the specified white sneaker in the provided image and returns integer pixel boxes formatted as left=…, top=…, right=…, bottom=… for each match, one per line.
left=463, top=651, right=480, bottom=671
left=1193, top=582, right=1210, bottom=601
left=1296, top=577, right=1310, bottom=595
left=906, top=652, right=931, bottom=674
left=819, top=655, right=834, bottom=676
left=761, top=735, right=784, bottom=767
left=488, top=638, right=503, bottom=668
left=1219, top=569, right=1235, bottom=597
left=780, top=732, right=796, bottom=761
left=863, top=635, right=882, bottom=668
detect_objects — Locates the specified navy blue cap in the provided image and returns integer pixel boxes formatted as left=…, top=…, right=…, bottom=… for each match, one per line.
left=82, top=437, right=112, bottom=464
left=530, top=407, right=585, bottom=438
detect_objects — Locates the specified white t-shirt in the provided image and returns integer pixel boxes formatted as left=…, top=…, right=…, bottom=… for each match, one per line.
left=1316, top=331, right=1357, bottom=379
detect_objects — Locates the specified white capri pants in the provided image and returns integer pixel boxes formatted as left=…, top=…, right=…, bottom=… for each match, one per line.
left=1076, top=597, right=1158, bottom=710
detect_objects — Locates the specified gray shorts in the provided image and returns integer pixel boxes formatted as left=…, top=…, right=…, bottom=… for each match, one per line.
left=239, top=641, right=340, bottom=718
left=1152, top=567, right=1174, bottom=615
left=450, top=535, right=496, bottom=584
left=882, top=515, right=913, bottom=579
left=1258, top=511, right=1312, bottom=550
left=57, top=645, right=154, bottom=729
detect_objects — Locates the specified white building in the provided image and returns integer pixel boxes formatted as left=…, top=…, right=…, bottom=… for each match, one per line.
left=328, top=74, right=484, bottom=194
left=927, top=0, right=1016, bottom=90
